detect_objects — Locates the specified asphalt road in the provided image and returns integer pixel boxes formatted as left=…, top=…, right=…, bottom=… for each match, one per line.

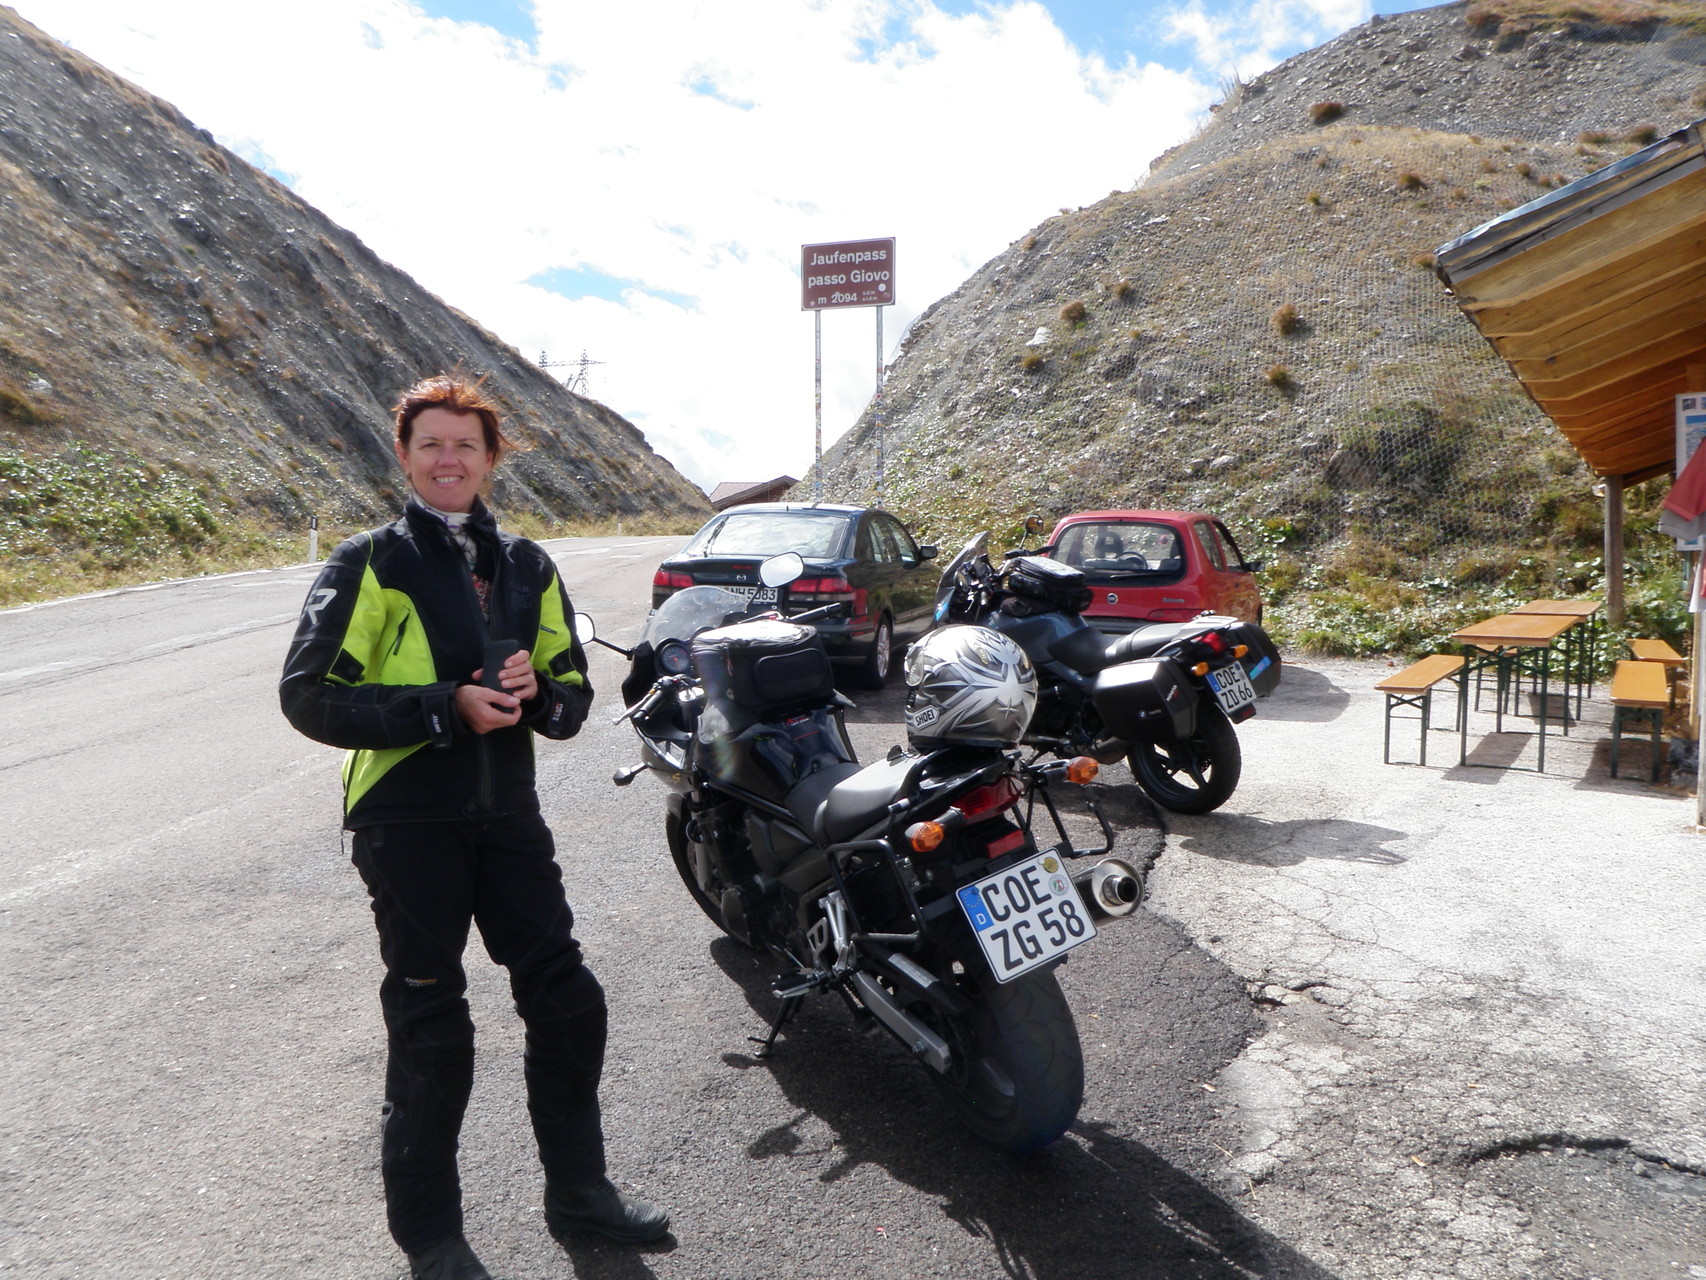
left=3, top=542, right=1702, bottom=1280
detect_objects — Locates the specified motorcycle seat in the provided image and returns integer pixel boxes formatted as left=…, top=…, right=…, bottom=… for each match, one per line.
left=785, top=753, right=917, bottom=846
left=1103, top=621, right=1206, bottom=666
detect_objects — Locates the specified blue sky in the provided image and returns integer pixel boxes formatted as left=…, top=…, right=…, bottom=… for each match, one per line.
left=17, top=0, right=1392, bottom=489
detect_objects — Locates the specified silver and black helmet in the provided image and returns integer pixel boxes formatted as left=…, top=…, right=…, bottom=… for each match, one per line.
left=902, top=625, right=1037, bottom=749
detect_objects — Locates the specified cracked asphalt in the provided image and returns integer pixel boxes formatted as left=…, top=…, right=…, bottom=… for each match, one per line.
left=1150, top=657, right=1706, bottom=1279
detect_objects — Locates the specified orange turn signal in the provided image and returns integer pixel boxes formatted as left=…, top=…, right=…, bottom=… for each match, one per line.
left=906, top=820, right=946, bottom=853
left=1232, top=644, right=1248, bottom=659
left=1191, top=661, right=1210, bottom=676
left=1065, top=756, right=1099, bottom=784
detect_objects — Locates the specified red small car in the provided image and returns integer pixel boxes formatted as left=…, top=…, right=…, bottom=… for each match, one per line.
left=1043, top=509, right=1264, bottom=633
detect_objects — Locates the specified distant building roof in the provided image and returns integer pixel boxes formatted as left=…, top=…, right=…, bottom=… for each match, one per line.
left=707, top=475, right=798, bottom=510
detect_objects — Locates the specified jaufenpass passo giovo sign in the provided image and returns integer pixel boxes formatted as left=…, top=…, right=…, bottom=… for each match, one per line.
left=801, top=238, right=895, bottom=310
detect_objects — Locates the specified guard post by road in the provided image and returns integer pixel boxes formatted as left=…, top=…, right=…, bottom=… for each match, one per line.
left=801, top=237, right=895, bottom=505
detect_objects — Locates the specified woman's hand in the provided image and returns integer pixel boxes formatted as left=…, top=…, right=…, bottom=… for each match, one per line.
left=456, top=650, right=539, bottom=733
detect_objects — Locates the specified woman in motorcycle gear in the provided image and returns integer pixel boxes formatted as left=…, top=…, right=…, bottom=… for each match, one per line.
left=279, top=375, right=667, bottom=1280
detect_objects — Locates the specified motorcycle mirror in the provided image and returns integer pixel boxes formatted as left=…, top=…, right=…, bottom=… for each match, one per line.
left=574, top=610, right=633, bottom=657
left=1023, top=514, right=1045, bottom=536
left=759, top=552, right=805, bottom=588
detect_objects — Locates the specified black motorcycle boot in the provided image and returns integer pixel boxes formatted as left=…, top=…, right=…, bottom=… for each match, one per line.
left=544, top=1178, right=670, bottom=1244
left=406, top=1235, right=491, bottom=1280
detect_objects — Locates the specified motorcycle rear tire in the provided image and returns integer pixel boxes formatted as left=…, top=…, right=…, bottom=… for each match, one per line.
left=930, top=970, right=1083, bottom=1154
left=1128, top=700, right=1242, bottom=814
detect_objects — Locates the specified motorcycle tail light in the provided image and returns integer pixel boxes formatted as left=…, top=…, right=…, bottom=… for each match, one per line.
left=985, top=828, right=1026, bottom=859
left=1198, top=630, right=1229, bottom=655
left=957, top=775, right=1022, bottom=820
left=906, top=820, right=946, bottom=852
left=1065, top=756, right=1099, bottom=784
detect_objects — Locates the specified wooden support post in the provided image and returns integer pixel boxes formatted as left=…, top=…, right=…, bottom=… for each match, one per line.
left=1604, top=473, right=1625, bottom=632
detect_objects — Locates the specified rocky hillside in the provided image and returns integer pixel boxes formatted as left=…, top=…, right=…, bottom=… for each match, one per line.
left=819, top=0, right=1706, bottom=649
left=0, top=5, right=708, bottom=564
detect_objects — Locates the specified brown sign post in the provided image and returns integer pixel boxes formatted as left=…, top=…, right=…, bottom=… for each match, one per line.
left=801, top=238, right=896, bottom=503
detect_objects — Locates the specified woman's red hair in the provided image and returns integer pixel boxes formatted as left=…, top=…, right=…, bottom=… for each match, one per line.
left=392, top=374, right=522, bottom=462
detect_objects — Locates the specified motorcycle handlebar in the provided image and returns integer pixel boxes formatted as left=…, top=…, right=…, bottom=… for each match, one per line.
left=788, top=601, right=846, bottom=626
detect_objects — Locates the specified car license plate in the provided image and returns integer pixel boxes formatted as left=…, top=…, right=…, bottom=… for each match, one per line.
left=725, top=585, right=777, bottom=603
left=956, top=851, right=1097, bottom=983
left=1208, top=661, right=1256, bottom=714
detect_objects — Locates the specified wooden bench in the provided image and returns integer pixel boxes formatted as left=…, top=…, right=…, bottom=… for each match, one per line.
left=1627, top=638, right=1685, bottom=709
left=1610, top=659, right=1667, bottom=781
left=1375, top=654, right=1465, bottom=765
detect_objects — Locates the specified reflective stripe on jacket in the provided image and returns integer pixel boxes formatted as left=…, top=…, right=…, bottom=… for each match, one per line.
left=278, top=498, right=592, bottom=826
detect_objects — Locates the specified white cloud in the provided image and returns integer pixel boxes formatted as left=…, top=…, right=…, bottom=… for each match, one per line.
left=15, top=0, right=1232, bottom=491
left=1164, top=0, right=1369, bottom=79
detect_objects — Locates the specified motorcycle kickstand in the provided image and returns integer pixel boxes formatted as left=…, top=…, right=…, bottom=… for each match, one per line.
left=750, top=995, right=804, bottom=1058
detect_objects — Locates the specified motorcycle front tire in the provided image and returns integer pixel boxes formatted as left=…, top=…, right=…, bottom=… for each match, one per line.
left=664, top=808, right=756, bottom=948
left=1128, top=700, right=1242, bottom=814
left=929, top=969, right=1083, bottom=1155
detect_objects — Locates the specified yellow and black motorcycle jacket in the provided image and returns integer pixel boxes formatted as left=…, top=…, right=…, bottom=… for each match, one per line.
left=279, top=498, right=592, bottom=828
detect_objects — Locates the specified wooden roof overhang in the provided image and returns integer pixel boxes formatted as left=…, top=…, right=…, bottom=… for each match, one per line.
left=1435, top=120, right=1706, bottom=483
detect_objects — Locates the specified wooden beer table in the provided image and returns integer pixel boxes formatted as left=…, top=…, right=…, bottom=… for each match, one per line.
left=1450, top=612, right=1580, bottom=772
left=1510, top=598, right=1602, bottom=715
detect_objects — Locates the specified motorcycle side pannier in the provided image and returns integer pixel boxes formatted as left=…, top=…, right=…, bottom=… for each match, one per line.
left=1227, top=622, right=1283, bottom=696
left=1005, top=556, right=1092, bottom=616
left=1091, top=656, right=1197, bottom=741
left=692, top=620, right=837, bottom=725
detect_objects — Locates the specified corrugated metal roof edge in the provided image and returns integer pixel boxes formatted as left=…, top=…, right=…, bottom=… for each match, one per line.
left=1434, top=118, right=1705, bottom=283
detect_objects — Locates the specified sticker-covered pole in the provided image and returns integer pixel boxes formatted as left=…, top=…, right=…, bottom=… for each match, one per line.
left=874, top=305, right=885, bottom=509
left=814, top=309, right=823, bottom=502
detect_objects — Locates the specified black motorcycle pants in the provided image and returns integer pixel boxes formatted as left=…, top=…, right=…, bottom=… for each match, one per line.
left=351, top=811, right=608, bottom=1255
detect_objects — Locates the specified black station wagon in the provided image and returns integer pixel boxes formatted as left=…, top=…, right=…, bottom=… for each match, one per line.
left=651, top=503, right=938, bottom=688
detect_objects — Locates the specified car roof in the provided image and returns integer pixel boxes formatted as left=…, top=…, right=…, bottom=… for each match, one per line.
left=1052, top=509, right=1218, bottom=524
left=716, top=502, right=868, bottom=517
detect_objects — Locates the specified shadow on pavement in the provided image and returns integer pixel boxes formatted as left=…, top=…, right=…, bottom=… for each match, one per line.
left=1174, top=813, right=1407, bottom=867
left=1249, top=665, right=1351, bottom=724
left=703, top=942, right=1338, bottom=1280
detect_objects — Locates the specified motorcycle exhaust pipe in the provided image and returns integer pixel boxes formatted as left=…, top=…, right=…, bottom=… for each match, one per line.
left=1075, top=857, right=1145, bottom=918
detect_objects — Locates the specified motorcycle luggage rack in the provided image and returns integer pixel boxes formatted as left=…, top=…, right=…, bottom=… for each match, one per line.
left=1021, top=760, right=1117, bottom=859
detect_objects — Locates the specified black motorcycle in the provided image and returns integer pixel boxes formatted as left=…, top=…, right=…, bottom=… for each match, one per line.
left=581, top=554, right=1144, bottom=1153
left=933, top=531, right=1282, bottom=814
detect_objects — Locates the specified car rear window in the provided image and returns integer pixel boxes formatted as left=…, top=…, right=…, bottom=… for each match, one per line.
left=684, top=511, right=849, bottom=558
left=1055, top=522, right=1185, bottom=572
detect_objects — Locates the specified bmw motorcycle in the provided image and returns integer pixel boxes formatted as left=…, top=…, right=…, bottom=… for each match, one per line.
left=584, top=554, right=1144, bottom=1153
left=933, top=531, right=1282, bottom=814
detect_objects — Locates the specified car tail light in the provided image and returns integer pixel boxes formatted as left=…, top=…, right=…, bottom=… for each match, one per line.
left=790, top=576, right=865, bottom=617
left=652, top=569, right=694, bottom=590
